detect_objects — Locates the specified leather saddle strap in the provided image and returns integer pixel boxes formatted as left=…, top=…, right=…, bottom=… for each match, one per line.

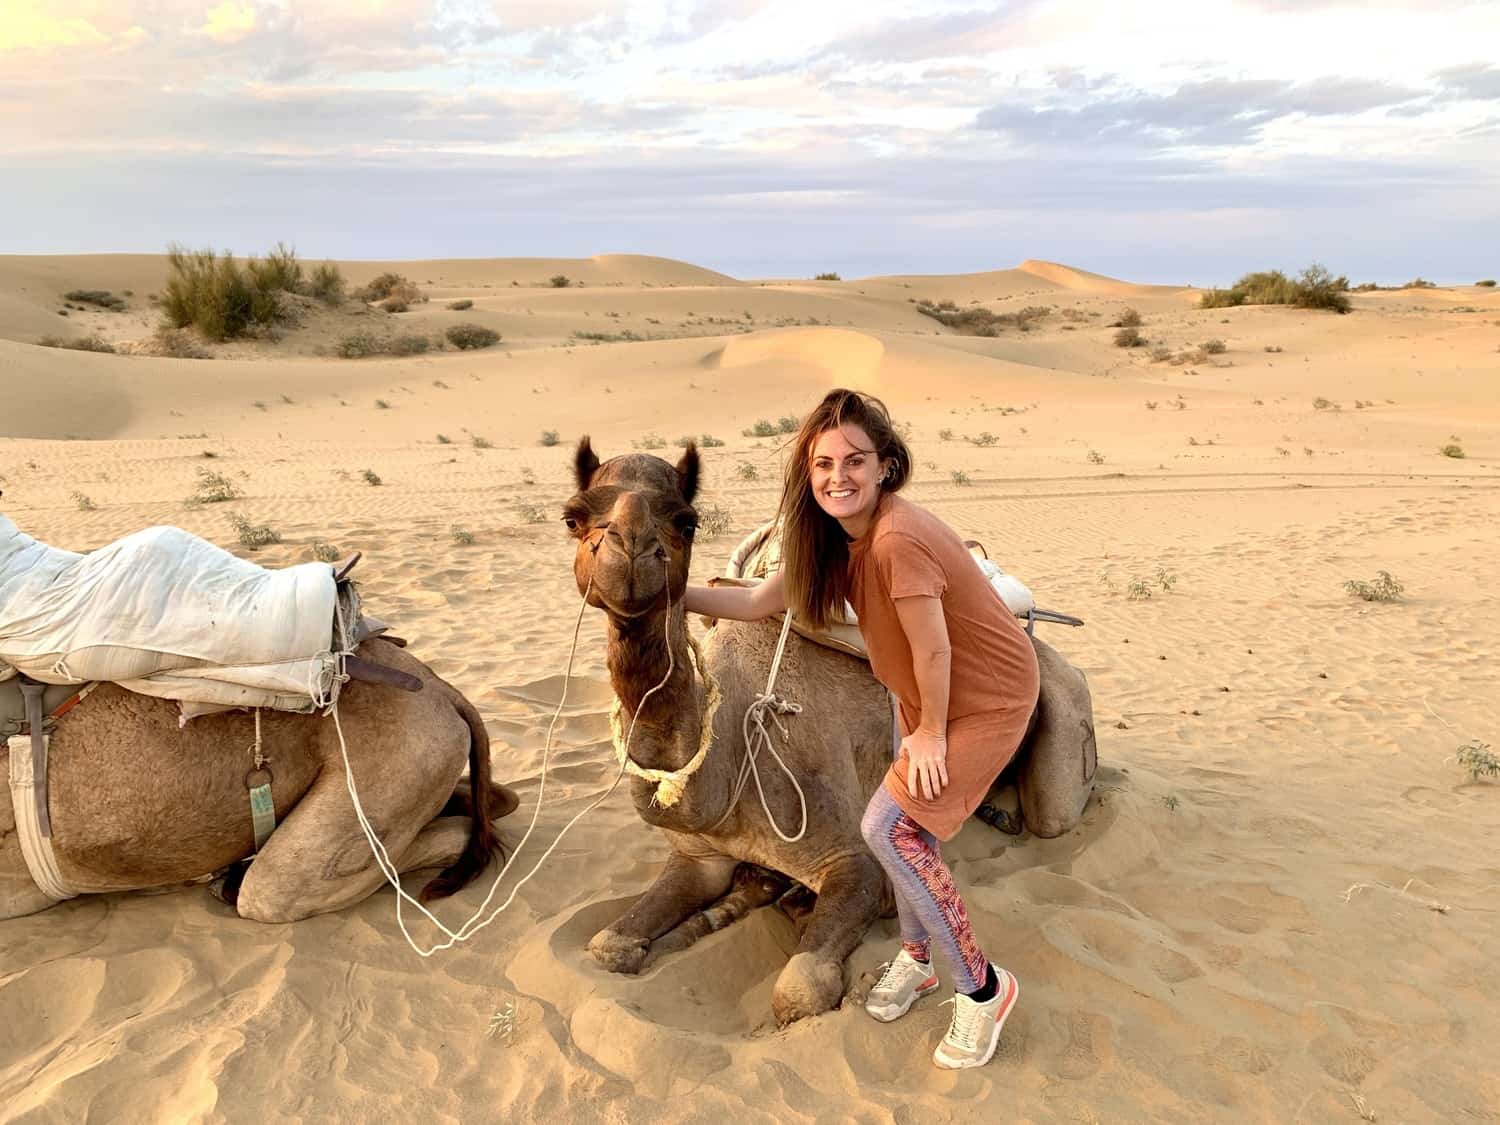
left=19, top=679, right=50, bottom=837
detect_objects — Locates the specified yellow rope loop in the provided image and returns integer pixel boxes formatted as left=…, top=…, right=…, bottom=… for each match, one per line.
left=610, top=634, right=721, bottom=808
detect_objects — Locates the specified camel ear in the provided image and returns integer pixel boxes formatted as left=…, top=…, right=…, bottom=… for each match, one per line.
left=575, top=436, right=600, bottom=490
left=675, top=442, right=699, bottom=505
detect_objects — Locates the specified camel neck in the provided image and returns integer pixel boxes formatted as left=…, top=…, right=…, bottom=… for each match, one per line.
left=605, top=606, right=701, bottom=759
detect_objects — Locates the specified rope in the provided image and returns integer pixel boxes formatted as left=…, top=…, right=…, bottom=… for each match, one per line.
left=708, top=609, right=809, bottom=842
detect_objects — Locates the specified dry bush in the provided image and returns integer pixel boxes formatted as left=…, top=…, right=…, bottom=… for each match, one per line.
left=63, top=289, right=126, bottom=311
left=539, top=430, right=560, bottom=446
left=310, top=540, right=340, bottom=563
left=308, top=263, right=345, bottom=304
left=38, top=334, right=115, bottom=353
left=448, top=299, right=474, bottom=310
left=151, top=327, right=211, bottom=359
left=228, top=512, right=279, bottom=549
left=382, top=297, right=410, bottom=313
left=696, top=503, right=733, bottom=539
left=1344, top=571, right=1403, bottom=602
left=447, top=324, right=500, bottom=350
left=162, top=243, right=301, bottom=341
left=388, top=335, right=430, bottom=356
left=550, top=275, right=571, bottom=288
left=915, top=300, right=1049, bottom=336
left=1112, top=307, right=1142, bottom=328
left=1114, top=326, right=1143, bottom=347
left=337, top=332, right=385, bottom=358
left=1440, top=443, right=1465, bottom=458
left=814, top=272, right=841, bottom=280
left=358, top=273, right=418, bottom=302
left=1199, top=264, right=1350, bottom=314
left=1201, top=338, right=1226, bottom=354
left=190, top=468, right=242, bottom=505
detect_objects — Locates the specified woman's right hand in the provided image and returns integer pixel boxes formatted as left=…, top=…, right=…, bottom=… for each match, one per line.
left=684, top=570, right=786, bottom=621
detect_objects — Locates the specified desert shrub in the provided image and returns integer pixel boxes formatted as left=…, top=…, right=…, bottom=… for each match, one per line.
left=915, top=300, right=1048, bottom=336
left=950, top=469, right=971, bottom=486
left=1403, top=277, right=1437, bottom=289
left=382, top=297, right=409, bottom=313
left=472, top=434, right=493, bottom=449
left=1313, top=397, right=1337, bottom=410
left=1344, top=571, right=1403, bottom=602
left=337, top=332, right=385, bottom=358
left=228, top=512, right=279, bottom=549
left=1201, top=338, right=1226, bottom=354
left=939, top=427, right=954, bottom=441
left=814, top=272, right=841, bottom=281
left=550, top=275, right=571, bottom=288
left=745, top=419, right=778, bottom=437
left=1455, top=740, right=1499, bottom=781
left=1114, top=326, right=1143, bottom=347
left=697, top=434, right=725, bottom=447
left=162, top=244, right=304, bottom=341
left=374, top=399, right=391, bottom=410
left=359, top=272, right=414, bottom=302
left=777, top=416, right=799, bottom=434
left=1086, top=449, right=1105, bottom=464
left=1114, top=307, right=1142, bottom=328
left=1149, top=344, right=1171, bottom=362
left=388, top=335, right=430, bottom=356
left=516, top=502, right=548, bottom=524
left=635, top=433, right=666, bottom=450
left=38, top=334, right=115, bottom=353
left=308, top=262, right=345, bottom=304
left=151, top=327, right=211, bottom=359
left=361, top=469, right=382, bottom=486
left=191, top=468, right=242, bottom=504
left=71, top=491, right=97, bottom=511
left=539, top=430, right=560, bottom=446
left=968, top=432, right=998, bottom=446
left=63, top=289, right=126, bottom=311
left=735, top=462, right=759, bottom=481
left=448, top=299, right=474, bottom=310
left=697, top=503, right=733, bottom=539
left=1199, top=264, right=1350, bottom=314
left=451, top=525, right=475, bottom=545
left=447, top=323, right=500, bottom=350
left=310, top=540, right=340, bottom=563
left=1476, top=279, right=1496, bottom=287
left=1440, top=443, right=1465, bottom=458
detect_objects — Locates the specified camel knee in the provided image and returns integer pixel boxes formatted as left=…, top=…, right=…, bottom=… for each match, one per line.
left=773, top=952, right=844, bottom=1025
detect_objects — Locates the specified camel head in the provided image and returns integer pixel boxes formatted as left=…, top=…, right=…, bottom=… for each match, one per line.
left=564, top=437, right=700, bottom=619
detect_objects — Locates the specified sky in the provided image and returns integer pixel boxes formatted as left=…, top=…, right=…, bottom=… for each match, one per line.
left=2, top=0, right=1497, bottom=283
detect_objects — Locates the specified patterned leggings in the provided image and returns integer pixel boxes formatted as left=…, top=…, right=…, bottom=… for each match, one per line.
left=860, top=785, right=989, bottom=992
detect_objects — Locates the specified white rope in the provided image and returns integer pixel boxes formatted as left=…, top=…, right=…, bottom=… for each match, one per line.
left=324, top=562, right=682, bottom=958
left=710, top=609, right=809, bottom=842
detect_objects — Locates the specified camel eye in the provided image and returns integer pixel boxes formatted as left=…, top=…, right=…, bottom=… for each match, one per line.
left=563, top=517, right=579, bottom=532
left=682, top=523, right=697, bottom=542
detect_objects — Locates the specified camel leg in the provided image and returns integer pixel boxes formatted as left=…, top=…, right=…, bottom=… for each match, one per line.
left=589, top=844, right=737, bottom=974
left=772, top=852, right=885, bottom=1026
left=1019, top=637, right=1099, bottom=838
left=233, top=767, right=449, bottom=924
left=647, top=864, right=793, bottom=961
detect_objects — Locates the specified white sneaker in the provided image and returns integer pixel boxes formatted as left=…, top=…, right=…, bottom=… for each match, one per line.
left=864, top=949, right=940, bottom=1023
left=932, top=965, right=1019, bottom=1070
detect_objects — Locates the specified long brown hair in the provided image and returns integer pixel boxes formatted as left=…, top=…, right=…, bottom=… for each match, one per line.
left=778, top=388, right=912, bottom=630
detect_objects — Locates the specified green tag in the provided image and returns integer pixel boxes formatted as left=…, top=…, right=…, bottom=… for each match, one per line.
left=249, top=784, right=276, bottom=851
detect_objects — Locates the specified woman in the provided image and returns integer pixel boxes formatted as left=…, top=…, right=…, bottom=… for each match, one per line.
left=683, top=388, right=1038, bottom=1070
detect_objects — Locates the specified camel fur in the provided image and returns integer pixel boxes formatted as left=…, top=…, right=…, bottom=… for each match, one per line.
left=566, top=439, right=1098, bottom=1025
left=1, top=638, right=518, bottom=922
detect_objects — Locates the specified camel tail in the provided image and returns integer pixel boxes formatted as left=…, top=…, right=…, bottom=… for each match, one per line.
left=421, top=688, right=505, bottom=902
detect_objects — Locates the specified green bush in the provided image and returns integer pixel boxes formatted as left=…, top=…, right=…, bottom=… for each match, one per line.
left=1477, top=279, right=1496, bottom=287
left=161, top=243, right=307, bottom=341
left=1199, top=264, right=1351, bottom=314
left=359, top=272, right=412, bottom=302
left=1403, top=277, right=1436, bottom=289
left=308, top=262, right=345, bottom=304
left=63, top=289, right=126, bottom=311
left=814, top=272, right=841, bottom=281
left=446, top=323, right=500, bottom=350
left=915, top=301, right=1048, bottom=337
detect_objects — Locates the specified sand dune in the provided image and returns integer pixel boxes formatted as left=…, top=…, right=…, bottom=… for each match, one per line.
left=2, top=254, right=1498, bottom=1123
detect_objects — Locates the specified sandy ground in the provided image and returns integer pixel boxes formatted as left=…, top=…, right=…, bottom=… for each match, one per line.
left=1, top=254, right=1498, bottom=1124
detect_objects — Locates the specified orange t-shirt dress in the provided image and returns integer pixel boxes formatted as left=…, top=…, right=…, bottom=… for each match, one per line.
left=847, top=493, right=1040, bottom=840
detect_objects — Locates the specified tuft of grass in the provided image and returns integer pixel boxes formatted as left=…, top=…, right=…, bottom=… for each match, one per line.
left=63, top=289, right=127, bottom=311
left=939, top=427, right=954, bottom=441
left=374, top=399, right=391, bottom=410
left=634, top=433, right=666, bottom=450
left=1145, top=401, right=1158, bottom=410
left=436, top=433, right=452, bottom=444
left=516, top=501, right=548, bottom=524
left=950, top=469, right=971, bottom=486
left=1344, top=570, right=1403, bottom=602
left=71, top=491, right=97, bottom=511
left=968, top=432, right=998, bottom=447
left=1201, top=338, right=1226, bottom=354
left=1155, top=566, right=1176, bottom=591
left=450, top=524, right=475, bottom=546
left=447, top=323, right=500, bottom=350
left=228, top=512, right=279, bottom=549
left=337, top=332, right=386, bottom=358
left=310, top=539, right=340, bottom=563
left=308, top=262, right=345, bottom=304
left=549, top=275, right=571, bottom=288
left=1113, top=326, right=1143, bottom=347
left=813, top=272, right=841, bottom=281
left=447, top=299, right=474, bottom=310
left=1454, top=739, right=1499, bottom=781
left=1086, top=449, right=1105, bottom=464
left=539, top=430, right=561, bottom=447
left=697, top=434, right=725, bottom=448
left=1440, top=443, right=1465, bottom=458
left=697, top=503, right=733, bottom=539
left=1312, top=397, right=1337, bottom=410
left=191, top=467, right=243, bottom=504
left=1126, top=577, right=1152, bottom=600
left=1198, top=263, right=1351, bottom=314
left=38, top=334, right=115, bottom=353
left=471, top=434, right=493, bottom=450
left=361, top=469, right=382, bottom=486
left=735, top=462, right=759, bottom=481
left=1162, top=794, right=1180, bottom=811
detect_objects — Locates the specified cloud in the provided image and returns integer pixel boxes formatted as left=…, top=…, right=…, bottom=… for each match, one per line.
left=0, top=2, right=107, bottom=52
left=1433, top=62, right=1500, bottom=101
left=199, top=2, right=260, bottom=44
left=977, top=75, right=1430, bottom=149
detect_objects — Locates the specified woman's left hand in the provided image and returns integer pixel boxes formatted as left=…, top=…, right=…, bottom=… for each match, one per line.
left=903, top=729, right=949, bottom=801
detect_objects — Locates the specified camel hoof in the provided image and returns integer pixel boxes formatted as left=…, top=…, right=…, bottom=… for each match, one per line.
left=588, top=928, right=650, bottom=974
left=772, top=952, right=844, bottom=1025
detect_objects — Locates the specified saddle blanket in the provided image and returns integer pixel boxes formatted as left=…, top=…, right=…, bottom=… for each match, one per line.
left=1, top=514, right=341, bottom=712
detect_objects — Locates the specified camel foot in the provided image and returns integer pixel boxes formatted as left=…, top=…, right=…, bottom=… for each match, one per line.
left=588, top=928, right=650, bottom=974
left=772, top=951, right=844, bottom=1026
left=208, top=860, right=250, bottom=908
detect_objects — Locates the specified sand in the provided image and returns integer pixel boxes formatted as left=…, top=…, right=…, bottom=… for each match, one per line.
left=1, top=254, right=1498, bottom=1123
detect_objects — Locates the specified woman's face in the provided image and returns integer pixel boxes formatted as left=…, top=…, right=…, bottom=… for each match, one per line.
left=809, top=423, right=886, bottom=535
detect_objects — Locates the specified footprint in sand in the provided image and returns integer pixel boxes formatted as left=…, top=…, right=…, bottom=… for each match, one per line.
left=1049, top=1009, right=1114, bottom=1081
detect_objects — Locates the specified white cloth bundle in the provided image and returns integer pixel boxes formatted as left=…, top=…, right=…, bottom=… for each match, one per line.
left=0, top=514, right=339, bottom=712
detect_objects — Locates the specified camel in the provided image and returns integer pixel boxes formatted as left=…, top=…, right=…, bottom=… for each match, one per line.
left=1, top=637, right=519, bottom=922
left=567, top=439, right=1097, bottom=1025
